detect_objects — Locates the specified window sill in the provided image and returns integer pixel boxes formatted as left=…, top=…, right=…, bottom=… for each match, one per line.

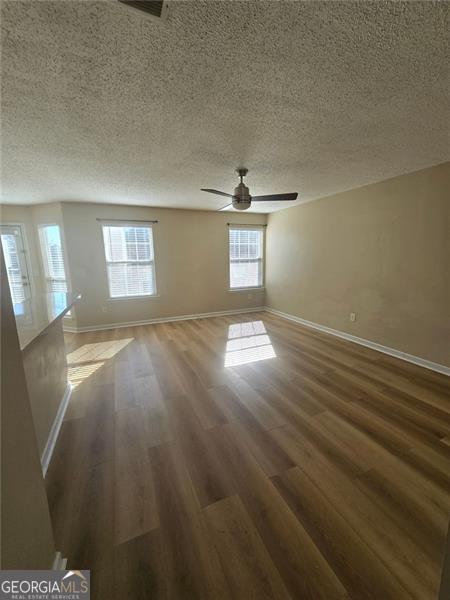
left=106, top=294, right=160, bottom=302
left=228, top=287, right=265, bottom=293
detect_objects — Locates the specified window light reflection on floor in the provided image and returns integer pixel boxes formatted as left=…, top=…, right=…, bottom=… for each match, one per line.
left=227, top=320, right=267, bottom=339
left=225, top=321, right=276, bottom=367
left=67, top=338, right=133, bottom=388
left=68, top=361, right=105, bottom=389
left=66, top=339, right=133, bottom=365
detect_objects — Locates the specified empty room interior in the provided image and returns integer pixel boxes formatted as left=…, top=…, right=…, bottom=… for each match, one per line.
left=1, top=1, right=449, bottom=599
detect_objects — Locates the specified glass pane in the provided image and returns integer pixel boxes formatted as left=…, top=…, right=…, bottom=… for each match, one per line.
left=48, top=279, right=68, bottom=293
left=230, top=260, right=261, bottom=288
left=1, top=233, right=26, bottom=303
left=103, top=225, right=153, bottom=263
left=39, top=225, right=66, bottom=280
left=229, top=229, right=262, bottom=260
left=107, top=263, right=155, bottom=297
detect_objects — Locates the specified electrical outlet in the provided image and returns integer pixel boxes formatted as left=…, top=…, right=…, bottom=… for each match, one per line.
left=247, top=293, right=253, bottom=300
left=349, top=312, right=356, bottom=322
left=101, top=306, right=108, bottom=313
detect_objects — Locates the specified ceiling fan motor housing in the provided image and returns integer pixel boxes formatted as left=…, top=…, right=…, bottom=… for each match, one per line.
left=233, top=182, right=251, bottom=210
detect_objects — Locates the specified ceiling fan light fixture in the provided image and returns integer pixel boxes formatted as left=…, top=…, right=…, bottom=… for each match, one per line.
left=233, top=181, right=251, bottom=210
left=232, top=199, right=251, bottom=211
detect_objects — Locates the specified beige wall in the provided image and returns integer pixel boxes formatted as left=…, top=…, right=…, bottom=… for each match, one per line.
left=3, top=163, right=447, bottom=365
left=1, top=246, right=56, bottom=569
left=23, top=320, right=68, bottom=457
left=266, top=162, right=450, bottom=367
left=61, top=202, right=266, bottom=329
left=0, top=204, right=44, bottom=295
left=1, top=202, right=70, bottom=284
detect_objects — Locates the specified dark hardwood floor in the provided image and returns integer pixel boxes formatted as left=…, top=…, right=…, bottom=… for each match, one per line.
left=45, top=311, right=450, bottom=599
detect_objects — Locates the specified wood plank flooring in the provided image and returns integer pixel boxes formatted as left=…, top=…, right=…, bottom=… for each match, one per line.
left=45, top=311, right=450, bottom=599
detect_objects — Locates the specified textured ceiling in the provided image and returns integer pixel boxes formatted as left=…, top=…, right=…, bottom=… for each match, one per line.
left=1, top=0, right=448, bottom=212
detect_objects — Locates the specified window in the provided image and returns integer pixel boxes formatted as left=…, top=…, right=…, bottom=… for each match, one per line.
left=229, top=226, right=264, bottom=289
left=39, top=225, right=68, bottom=293
left=1, top=224, right=32, bottom=303
left=102, top=223, right=156, bottom=298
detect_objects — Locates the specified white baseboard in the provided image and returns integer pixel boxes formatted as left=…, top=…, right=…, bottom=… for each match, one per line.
left=42, top=383, right=72, bottom=476
left=52, top=551, right=67, bottom=570
left=264, top=306, right=450, bottom=376
left=63, top=324, right=78, bottom=333
left=66, top=306, right=266, bottom=333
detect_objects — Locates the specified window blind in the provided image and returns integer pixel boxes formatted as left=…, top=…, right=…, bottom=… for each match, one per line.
left=39, top=225, right=68, bottom=293
left=229, top=227, right=264, bottom=289
left=102, top=224, right=156, bottom=298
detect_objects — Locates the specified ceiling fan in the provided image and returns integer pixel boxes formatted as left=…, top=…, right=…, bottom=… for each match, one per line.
left=201, top=168, right=298, bottom=211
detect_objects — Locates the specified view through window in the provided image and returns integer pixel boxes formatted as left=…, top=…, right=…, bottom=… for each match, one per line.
left=39, top=224, right=68, bottom=293
left=102, top=223, right=156, bottom=298
left=229, top=227, right=264, bottom=289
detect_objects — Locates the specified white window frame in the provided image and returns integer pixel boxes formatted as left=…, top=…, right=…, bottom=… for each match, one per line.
left=38, top=223, right=68, bottom=294
left=228, top=225, right=265, bottom=291
left=101, top=221, right=157, bottom=300
left=0, top=222, right=34, bottom=302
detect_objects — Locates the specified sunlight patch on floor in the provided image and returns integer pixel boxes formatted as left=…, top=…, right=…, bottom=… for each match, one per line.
left=67, top=338, right=133, bottom=364
left=67, top=338, right=133, bottom=387
left=68, top=361, right=105, bottom=388
left=225, top=321, right=276, bottom=367
left=227, top=320, right=267, bottom=339
left=226, top=333, right=272, bottom=353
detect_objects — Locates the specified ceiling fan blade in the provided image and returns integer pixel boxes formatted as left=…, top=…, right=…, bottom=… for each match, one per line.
left=201, top=188, right=234, bottom=198
left=218, top=203, right=233, bottom=211
left=251, top=193, right=298, bottom=202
